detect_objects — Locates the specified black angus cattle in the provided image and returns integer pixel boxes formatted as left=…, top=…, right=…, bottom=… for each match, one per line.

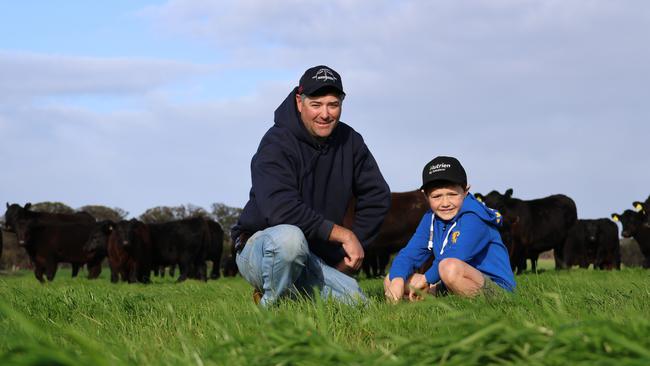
left=4, top=203, right=94, bottom=232
left=0, top=227, right=3, bottom=259
left=105, top=219, right=153, bottom=283
left=474, top=189, right=577, bottom=274
left=362, top=190, right=429, bottom=278
left=612, top=210, right=650, bottom=268
left=340, top=191, right=428, bottom=278
left=205, top=219, right=224, bottom=279
left=5, top=203, right=95, bottom=277
left=83, top=220, right=113, bottom=260
left=15, top=220, right=103, bottom=282
left=564, top=219, right=620, bottom=270
left=148, top=217, right=210, bottom=282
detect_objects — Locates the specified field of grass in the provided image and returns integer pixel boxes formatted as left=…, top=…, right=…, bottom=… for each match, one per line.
left=1, top=267, right=649, bottom=365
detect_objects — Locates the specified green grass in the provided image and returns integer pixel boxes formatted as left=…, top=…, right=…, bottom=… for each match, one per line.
left=1, top=267, right=650, bottom=365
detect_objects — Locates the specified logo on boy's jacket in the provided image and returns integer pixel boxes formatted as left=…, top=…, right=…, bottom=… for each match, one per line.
left=451, top=231, right=461, bottom=243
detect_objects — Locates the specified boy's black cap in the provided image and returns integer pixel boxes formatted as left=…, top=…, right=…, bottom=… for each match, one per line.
left=421, top=156, right=467, bottom=190
left=298, top=65, right=345, bottom=97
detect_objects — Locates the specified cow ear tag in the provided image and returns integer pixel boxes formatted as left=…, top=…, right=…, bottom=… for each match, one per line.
left=475, top=196, right=483, bottom=203
left=634, top=203, right=643, bottom=211
left=611, top=215, right=619, bottom=222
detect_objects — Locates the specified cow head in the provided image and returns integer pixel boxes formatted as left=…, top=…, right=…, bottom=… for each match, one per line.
left=611, top=210, right=644, bottom=238
left=84, top=221, right=114, bottom=253
left=14, top=219, right=33, bottom=247
left=632, top=201, right=650, bottom=228
left=3, top=202, right=31, bottom=233
left=114, top=219, right=143, bottom=248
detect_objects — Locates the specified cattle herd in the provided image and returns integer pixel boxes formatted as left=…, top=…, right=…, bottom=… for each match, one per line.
left=1, top=190, right=649, bottom=284
left=2, top=203, right=224, bottom=283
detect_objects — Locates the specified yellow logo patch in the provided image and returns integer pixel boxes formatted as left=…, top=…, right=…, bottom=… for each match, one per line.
left=451, top=231, right=461, bottom=243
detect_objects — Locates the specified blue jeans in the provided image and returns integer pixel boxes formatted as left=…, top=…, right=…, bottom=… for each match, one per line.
left=235, top=224, right=367, bottom=306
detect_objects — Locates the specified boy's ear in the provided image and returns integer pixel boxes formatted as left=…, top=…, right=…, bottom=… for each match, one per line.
left=465, top=184, right=471, bottom=196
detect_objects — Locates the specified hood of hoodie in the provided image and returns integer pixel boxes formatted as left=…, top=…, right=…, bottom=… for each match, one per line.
left=274, top=88, right=342, bottom=149
left=454, top=193, right=503, bottom=227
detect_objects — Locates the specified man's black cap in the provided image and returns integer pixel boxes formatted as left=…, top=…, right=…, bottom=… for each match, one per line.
left=421, top=156, right=467, bottom=190
left=298, top=65, right=345, bottom=97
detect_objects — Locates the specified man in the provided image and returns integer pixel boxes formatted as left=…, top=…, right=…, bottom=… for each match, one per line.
left=231, top=65, right=391, bottom=306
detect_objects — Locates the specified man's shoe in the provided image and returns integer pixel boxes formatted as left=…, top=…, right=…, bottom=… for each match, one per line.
left=253, top=289, right=263, bottom=304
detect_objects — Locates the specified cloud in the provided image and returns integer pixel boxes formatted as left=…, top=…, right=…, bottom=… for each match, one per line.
left=0, top=51, right=213, bottom=99
left=2, top=0, right=649, bottom=220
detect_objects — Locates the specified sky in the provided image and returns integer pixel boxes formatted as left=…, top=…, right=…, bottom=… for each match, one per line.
left=1, top=0, right=649, bottom=221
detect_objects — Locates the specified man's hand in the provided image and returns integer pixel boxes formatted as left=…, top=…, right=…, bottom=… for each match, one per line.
left=330, top=224, right=364, bottom=274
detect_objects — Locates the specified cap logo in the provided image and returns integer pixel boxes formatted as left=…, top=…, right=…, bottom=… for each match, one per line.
left=428, top=163, right=451, bottom=175
left=312, top=68, right=337, bottom=82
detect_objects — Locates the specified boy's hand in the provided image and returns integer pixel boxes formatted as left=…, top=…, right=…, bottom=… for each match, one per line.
left=407, top=273, right=429, bottom=302
left=385, top=278, right=405, bottom=304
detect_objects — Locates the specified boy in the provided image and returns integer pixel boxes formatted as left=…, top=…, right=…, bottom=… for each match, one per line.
left=384, top=156, right=515, bottom=302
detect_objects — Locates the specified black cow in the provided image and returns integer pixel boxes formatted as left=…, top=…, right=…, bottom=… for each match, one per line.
left=564, top=219, right=620, bottom=270
left=105, top=219, right=153, bottom=283
left=205, top=219, right=224, bottom=279
left=148, top=217, right=210, bottom=282
left=362, top=190, right=429, bottom=278
left=340, top=190, right=428, bottom=278
left=612, top=210, right=650, bottom=268
left=5, top=203, right=95, bottom=277
left=83, top=220, right=114, bottom=260
left=15, top=220, right=103, bottom=282
left=0, top=227, right=3, bottom=259
left=4, top=203, right=94, bottom=232
left=474, top=189, right=577, bottom=274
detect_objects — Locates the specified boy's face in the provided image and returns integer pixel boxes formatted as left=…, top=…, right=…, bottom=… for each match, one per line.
left=424, top=184, right=469, bottom=221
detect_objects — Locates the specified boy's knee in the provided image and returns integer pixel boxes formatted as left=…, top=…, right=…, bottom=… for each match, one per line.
left=438, top=258, right=464, bottom=283
left=383, top=274, right=391, bottom=290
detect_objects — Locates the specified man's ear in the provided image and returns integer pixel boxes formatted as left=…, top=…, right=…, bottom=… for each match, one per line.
left=295, top=94, right=303, bottom=114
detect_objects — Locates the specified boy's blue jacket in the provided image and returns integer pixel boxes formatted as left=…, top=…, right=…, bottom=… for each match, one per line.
left=389, top=194, right=516, bottom=291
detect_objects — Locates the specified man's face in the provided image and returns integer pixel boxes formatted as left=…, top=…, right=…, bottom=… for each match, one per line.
left=296, top=93, right=342, bottom=140
left=425, top=184, right=468, bottom=221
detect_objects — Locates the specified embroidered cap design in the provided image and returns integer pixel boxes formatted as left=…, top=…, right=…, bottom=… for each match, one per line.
left=312, top=68, right=337, bottom=82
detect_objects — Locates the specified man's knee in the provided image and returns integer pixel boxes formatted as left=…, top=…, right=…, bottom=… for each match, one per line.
left=269, top=224, right=309, bottom=263
left=438, top=258, right=464, bottom=284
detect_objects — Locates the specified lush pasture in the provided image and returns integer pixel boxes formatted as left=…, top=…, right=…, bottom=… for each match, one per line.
left=1, top=267, right=649, bottom=365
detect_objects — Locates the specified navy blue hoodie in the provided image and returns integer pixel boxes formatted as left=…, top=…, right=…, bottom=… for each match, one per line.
left=232, top=88, right=391, bottom=266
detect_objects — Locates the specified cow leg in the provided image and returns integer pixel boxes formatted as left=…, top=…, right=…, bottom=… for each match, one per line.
left=169, top=265, right=176, bottom=277
left=34, top=264, right=46, bottom=283
left=176, top=262, right=188, bottom=282
left=211, top=248, right=222, bottom=279
left=88, top=262, right=102, bottom=279
left=110, top=268, right=119, bottom=283
left=71, top=263, right=81, bottom=278
left=45, top=261, right=57, bottom=281
left=378, top=250, right=391, bottom=277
